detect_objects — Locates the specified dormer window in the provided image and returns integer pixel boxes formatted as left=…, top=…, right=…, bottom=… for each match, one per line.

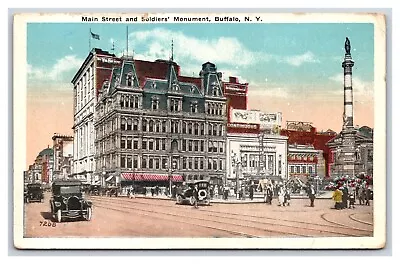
left=169, top=98, right=180, bottom=112
left=152, top=96, right=160, bottom=110
left=190, top=101, right=198, bottom=113
left=127, top=72, right=133, bottom=87
left=211, top=81, right=219, bottom=96
left=172, top=80, right=180, bottom=91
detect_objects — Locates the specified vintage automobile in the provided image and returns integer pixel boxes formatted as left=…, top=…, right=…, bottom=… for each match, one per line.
left=50, top=180, right=93, bottom=222
left=176, top=180, right=211, bottom=206
left=25, top=183, right=44, bottom=203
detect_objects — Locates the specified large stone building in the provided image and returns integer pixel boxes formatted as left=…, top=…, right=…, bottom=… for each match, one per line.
left=71, top=48, right=122, bottom=183
left=327, top=38, right=374, bottom=179
left=94, top=56, right=227, bottom=188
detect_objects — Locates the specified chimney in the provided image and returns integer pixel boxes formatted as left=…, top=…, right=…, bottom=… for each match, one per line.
left=229, top=76, right=238, bottom=83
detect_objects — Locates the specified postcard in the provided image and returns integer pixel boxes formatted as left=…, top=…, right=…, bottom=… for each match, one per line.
left=13, top=12, right=386, bottom=249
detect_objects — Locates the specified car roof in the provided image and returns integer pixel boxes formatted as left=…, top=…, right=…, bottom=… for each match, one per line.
left=52, top=180, right=83, bottom=186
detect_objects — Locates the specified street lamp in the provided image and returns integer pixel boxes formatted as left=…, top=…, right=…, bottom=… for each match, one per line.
left=231, top=151, right=241, bottom=200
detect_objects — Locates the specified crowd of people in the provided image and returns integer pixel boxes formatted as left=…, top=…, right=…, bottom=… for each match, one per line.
left=331, top=183, right=372, bottom=210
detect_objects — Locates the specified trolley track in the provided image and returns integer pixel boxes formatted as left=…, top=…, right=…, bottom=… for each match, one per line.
left=90, top=196, right=371, bottom=237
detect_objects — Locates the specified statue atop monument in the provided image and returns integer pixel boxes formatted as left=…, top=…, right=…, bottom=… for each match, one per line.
left=345, top=37, right=351, bottom=55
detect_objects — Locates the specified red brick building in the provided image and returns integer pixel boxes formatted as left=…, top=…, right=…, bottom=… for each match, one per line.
left=280, top=122, right=336, bottom=178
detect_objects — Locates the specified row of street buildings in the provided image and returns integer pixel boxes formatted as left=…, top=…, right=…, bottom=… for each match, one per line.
left=25, top=40, right=373, bottom=189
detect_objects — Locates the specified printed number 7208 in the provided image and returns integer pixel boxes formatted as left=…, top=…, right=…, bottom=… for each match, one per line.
left=39, top=220, right=56, bottom=227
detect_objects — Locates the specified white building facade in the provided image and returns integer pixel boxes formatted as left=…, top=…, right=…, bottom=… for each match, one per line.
left=71, top=48, right=121, bottom=183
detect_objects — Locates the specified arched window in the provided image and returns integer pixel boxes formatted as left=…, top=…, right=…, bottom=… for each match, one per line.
left=127, top=119, right=132, bottom=130
left=142, top=119, right=147, bottom=132
left=149, top=120, right=154, bottom=132
left=120, top=118, right=126, bottom=130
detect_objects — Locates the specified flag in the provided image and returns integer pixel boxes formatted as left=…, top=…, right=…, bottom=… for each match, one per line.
left=90, top=31, right=100, bottom=40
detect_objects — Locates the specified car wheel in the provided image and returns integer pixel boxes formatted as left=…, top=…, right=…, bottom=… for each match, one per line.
left=189, top=196, right=196, bottom=206
left=56, top=210, right=62, bottom=223
left=176, top=195, right=183, bottom=204
left=85, top=207, right=92, bottom=221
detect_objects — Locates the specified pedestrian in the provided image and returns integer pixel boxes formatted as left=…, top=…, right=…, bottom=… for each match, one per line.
left=342, top=184, right=349, bottom=209
left=308, top=184, right=316, bottom=207
left=365, top=187, right=372, bottom=206
left=151, top=187, right=154, bottom=196
left=348, top=188, right=356, bottom=209
left=192, top=185, right=199, bottom=209
left=332, top=187, right=343, bottom=210
left=278, top=186, right=285, bottom=206
left=249, top=184, right=254, bottom=200
left=266, top=184, right=273, bottom=204
left=284, top=187, right=291, bottom=206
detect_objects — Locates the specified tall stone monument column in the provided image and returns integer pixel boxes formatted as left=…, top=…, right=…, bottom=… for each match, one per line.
left=339, top=37, right=356, bottom=177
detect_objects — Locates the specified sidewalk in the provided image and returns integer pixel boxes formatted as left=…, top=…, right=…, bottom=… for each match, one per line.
left=127, top=191, right=334, bottom=204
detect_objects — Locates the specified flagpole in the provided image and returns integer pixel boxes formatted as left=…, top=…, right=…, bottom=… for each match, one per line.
left=126, top=25, right=128, bottom=56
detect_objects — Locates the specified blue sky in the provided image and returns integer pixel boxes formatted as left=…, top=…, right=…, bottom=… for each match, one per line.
left=27, top=22, right=374, bottom=94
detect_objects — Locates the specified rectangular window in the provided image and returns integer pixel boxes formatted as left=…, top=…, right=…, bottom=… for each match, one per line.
left=162, top=158, right=168, bottom=169
left=127, top=156, right=132, bottom=169
left=183, top=157, right=187, bottom=169
left=142, top=139, right=147, bottom=150
left=149, top=157, right=153, bottom=169
left=127, top=138, right=132, bottom=149
left=208, top=124, right=212, bottom=135
left=200, top=124, right=204, bottom=135
left=162, top=139, right=166, bottom=150
left=120, top=156, right=126, bottom=168
left=189, top=140, right=193, bottom=152
left=162, top=121, right=167, bottom=133
left=290, top=166, right=294, bottom=173
left=194, top=141, right=199, bottom=152
left=188, top=123, right=192, bottom=134
left=133, top=120, right=138, bottom=131
left=156, top=139, right=160, bottom=150
left=302, top=166, right=307, bottom=173
left=133, top=156, right=138, bottom=169
left=219, top=142, right=223, bottom=153
left=120, top=138, right=126, bottom=149
left=188, top=158, right=192, bottom=169
left=213, top=159, right=217, bottom=170
left=194, top=158, right=198, bottom=169
left=296, top=166, right=300, bottom=173
left=155, top=158, right=160, bottom=169
left=129, top=97, right=134, bottom=108
left=142, top=120, right=147, bottom=132
left=133, top=139, right=138, bottom=150
left=182, top=123, right=186, bottom=134
left=182, top=140, right=186, bottom=151
left=149, top=140, right=154, bottom=150
left=200, top=159, right=204, bottom=170
left=308, top=166, right=313, bottom=174
left=134, top=97, right=139, bottom=108
left=142, top=156, right=147, bottom=169
left=127, top=119, right=132, bottom=130
left=208, top=158, right=212, bottom=170
left=201, top=141, right=204, bottom=152
left=219, top=160, right=223, bottom=171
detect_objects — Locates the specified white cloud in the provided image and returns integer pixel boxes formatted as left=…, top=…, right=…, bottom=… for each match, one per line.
left=69, top=46, right=73, bottom=51
left=128, top=28, right=260, bottom=67
left=283, top=51, right=320, bottom=66
left=28, top=55, right=83, bottom=82
left=329, top=73, right=374, bottom=95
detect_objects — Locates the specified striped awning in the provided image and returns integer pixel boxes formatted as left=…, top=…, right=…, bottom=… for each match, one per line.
left=121, top=173, right=183, bottom=182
